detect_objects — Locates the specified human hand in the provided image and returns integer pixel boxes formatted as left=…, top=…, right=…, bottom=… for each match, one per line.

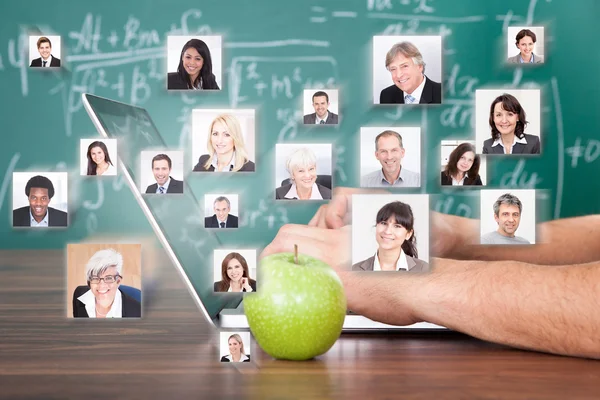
left=308, top=187, right=478, bottom=259
left=260, top=223, right=422, bottom=326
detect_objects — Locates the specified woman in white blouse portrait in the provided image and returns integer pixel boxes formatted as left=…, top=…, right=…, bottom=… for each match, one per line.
left=352, top=201, right=429, bottom=272
left=220, top=334, right=251, bottom=362
left=72, top=249, right=141, bottom=318
left=86, top=141, right=116, bottom=176
left=213, top=252, right=256, bottom=292
left=441, top=143, right=483, bottom=186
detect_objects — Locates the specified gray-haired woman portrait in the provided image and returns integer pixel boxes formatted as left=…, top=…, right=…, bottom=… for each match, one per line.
left=72, top=249, right=141, bottom=318
left=275, top=147, right=332, bottom=200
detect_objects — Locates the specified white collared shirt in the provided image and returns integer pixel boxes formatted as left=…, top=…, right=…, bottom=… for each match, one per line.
left=156, top=177, right=171, bottom=194
left=315, top=112, right=329, bottom=124
left=29, top=208, right=49, bottom=227
left=77, top=288, right=123, bottom=318
left=41, top=55, right=53, bottom=67
left=222, top=354, right=250, bottom=362
left=491, top=135, right=528, bottom=154
left=211, top=151, right=236, bottom=171
left=218, top=216, right=227, bottom=228
left=284, top=183, right=323, bottom=200
left=405, top=74, right=427, bottom=103
left=373, top=250, right=409, bottom=271
left=452, top=173, right=468, bottom=186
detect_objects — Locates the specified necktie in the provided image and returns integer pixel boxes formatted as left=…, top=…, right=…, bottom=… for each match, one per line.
left=220, top=222, right=225, bottom=228
left=405, top=94, right=416, bottom=104
left=159, top=187, right=165, bottom=194
left=43, top=60, right=47, bottom=67
left=319, top=120, right=325, bottom=124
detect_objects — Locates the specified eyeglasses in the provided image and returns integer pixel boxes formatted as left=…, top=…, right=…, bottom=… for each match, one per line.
left=89, top=275, right=121, bottom=284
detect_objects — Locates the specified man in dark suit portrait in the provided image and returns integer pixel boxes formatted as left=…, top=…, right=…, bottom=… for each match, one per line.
left=205, top=196, right=238, bottom=228
left=13, top=175, right=68, bottom=227
left=145, top=154, right=184, bottom=194
left=30, top=36, right=61, bottom=68
left=303, top=91, right=339, bottom=125
left=379, top=41, right=441, bottom=105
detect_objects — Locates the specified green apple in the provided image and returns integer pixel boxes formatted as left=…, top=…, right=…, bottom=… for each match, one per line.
left=244, top=251, right=346, bottom=361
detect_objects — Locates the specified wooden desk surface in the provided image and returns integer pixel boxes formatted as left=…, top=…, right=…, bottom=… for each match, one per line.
left=1, top=250, right=599, bottom=400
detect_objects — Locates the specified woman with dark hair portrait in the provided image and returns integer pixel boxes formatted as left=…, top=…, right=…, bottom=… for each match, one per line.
left=168, top=39, right=220, bottom=90
left=482, top=93, right=540, bottom=155
left=441, top=143, right=482, bottom=186
left=507, top=29, right=543, bottom=64
left=214, top=252, right=257, bottom=292
left=86, top=141, right=116, bottom=176
left=220, top=334, right=250, bottom=362
left=352, top=201, right=429, bottom=272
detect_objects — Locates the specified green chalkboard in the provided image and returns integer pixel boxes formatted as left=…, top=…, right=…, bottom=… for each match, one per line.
left=1, top=0, right=599, bottom=248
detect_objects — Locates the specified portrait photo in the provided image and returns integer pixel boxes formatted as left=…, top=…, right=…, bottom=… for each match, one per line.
left=80, top=138, right=118, bottom=176
left=12, top=172, right=68, bottom=228
left=220, top=331, right=251, bottom=362
left=302, top=89, right=340, bottom=125
left=373, top=35, right=442, bottom=105
left=191, top=109, right=256, bottom=172
left=166, top=35, right=222, bottom=90
left=213, top=249, right=257, bottom=293
left=67, top=243, right=142, bottom=318
left=274, top=143, right=332, bottom=200
left=506, top=26, right=545, bottom=64
left=440, top=140, right=487, bottom=186
left=204, top=194, right=239, bottom=229
left=29, top=35, right=61, bottom=68
left=475, top=89, right=541, bottom=155
left=480, top=189, right=536, bottom=245
left=351, top=194, right=430, bottom=272
left=139, top=150, right=184, bottom=194
left=360, top=127, right=421, bottom=188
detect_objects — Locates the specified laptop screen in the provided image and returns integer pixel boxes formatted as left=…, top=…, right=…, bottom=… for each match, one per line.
left=82, top=93, right=242, bottom=322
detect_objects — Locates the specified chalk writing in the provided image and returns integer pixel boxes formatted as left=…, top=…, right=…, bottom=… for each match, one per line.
left=499, top=160, right=542, bottom=188
left=434, top=197, right=473, bottom=218
left=0, top=153, right=21, bottom=212
left=566, top=138, right=600, bottom=168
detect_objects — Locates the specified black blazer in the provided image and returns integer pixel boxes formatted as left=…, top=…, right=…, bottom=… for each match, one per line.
left=440, top=171, right=483, bottom=186
left=213, top=279, right=257, bottom=292
left=167, top=72, right=220, bottom=90
left=482, top=134, right=541, bottom=155
left=30, top=56, right=61, bottom=67
left=379, top=76, right=442, bottom=104
left=303, top=112, right=339, bottom=124
left=72, top=286, right=141, bottom=318
left=145, top=177, right=184, bottom=194
left=205, top=214, right=238, bottom=228
left=220, top=355, right=251, bottom=362
left=275, top=183, right=332, bottom=200
left=12, top=206, right=68, bottom=227
left=193, top=154, right=255, bottom=172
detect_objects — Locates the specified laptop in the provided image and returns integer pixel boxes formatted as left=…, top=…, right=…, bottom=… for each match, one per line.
left=82, top=93, right=444, bottom=331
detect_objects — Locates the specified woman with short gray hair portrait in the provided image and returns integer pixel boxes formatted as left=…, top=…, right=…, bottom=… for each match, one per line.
left=72, top=248, right=141, bottom=318
left=275, top=147, right=331, bottom=200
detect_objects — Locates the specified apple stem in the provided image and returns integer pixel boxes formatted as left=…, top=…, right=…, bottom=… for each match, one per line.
left=294, top=244, right=298, bottom=265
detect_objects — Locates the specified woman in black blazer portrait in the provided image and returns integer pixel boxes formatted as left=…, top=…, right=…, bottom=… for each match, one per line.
left=221, top=334, right=251, bottom=362
left=214, top=252, right=257, bottom=292
left=193, top=114, right=255, bottom=172
left=72, top=249, right=141, bottom=318
left=167, top=39, right=220, bottom=90
left=441, top=143, right=482, bottom=186
left=352, top=201, right=429, bottom=272
left=482, top=93, right=540, bottom=155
